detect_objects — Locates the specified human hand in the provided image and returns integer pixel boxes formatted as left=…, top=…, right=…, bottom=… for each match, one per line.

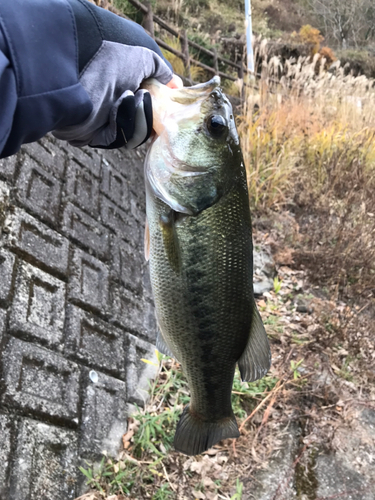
left=53, top=0, right=178, bottom=149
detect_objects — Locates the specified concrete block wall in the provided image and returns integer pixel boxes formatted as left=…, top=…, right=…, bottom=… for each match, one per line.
left=0, top=137, right=158, bottom=500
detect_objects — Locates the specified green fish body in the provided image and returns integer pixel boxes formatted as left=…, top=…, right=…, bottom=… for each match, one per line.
left=144, top=77, right=271, bottom=456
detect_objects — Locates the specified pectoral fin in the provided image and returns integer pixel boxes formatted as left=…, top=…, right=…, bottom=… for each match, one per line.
left=238, top=301, right=272, bottom=382
left=156, top=326, right=179, bottom=361
left=160, top=210, right=181, bottom=274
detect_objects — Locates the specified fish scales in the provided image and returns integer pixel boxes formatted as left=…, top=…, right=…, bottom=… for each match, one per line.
left=143, top=77, right=271, bottom=455
left=149, top=182, right=252, bottom=414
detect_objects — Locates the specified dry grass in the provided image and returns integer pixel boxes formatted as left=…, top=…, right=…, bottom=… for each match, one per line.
left=238, top=40, right=375, bottom=297
left=161, top=37, right=206, bottom=82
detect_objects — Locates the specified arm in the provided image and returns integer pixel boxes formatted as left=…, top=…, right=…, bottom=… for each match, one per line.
left=0, top=0, right=93, bottom=158
left=0, top=0, right=175, bottom=159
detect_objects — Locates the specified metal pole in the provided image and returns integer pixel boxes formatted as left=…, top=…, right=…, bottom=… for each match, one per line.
left=244, top=0, right=254, bottom=73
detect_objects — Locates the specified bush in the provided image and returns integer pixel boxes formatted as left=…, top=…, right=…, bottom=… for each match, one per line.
left=292, top=24, right=324, bottom=55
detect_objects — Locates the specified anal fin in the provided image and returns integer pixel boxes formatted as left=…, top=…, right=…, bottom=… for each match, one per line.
left=238, top=301, right=272, bottom=382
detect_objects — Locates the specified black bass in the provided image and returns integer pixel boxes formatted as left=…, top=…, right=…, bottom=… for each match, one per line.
left=143, top=77, right=271, bottom=456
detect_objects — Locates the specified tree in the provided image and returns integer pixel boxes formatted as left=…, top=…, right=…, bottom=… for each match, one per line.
left=304, top=0, right=375, bottom=49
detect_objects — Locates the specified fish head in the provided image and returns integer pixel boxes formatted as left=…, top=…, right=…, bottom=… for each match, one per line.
left=144, top=77, right=243, bottom=215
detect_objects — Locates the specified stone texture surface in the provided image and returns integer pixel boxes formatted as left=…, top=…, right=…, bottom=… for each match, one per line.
left=64, top=159, right=100, bottom=216
left=4, top=207, right=70, bottom=277
left=0, top=249, right=15, bottom=306
left=10, top=262, right=66, bottom=348
left=253, top=247, right=276, bottom=297
left=0, top=154, right=17, bottom=182
left=246, top=425, right=300, bottom=500
left=247, top=411, right=375, bottom=500
left=68, top=248, right=110, bottom=315
left=0, top=308, right=6, bottom=343
left=9, top=418, right=78, bottom=500
left=0, top=137, right=157, bottom=499
left=0, top=414, right=12, bottom=499
left=126, top=333, right=158, bottom=407
left=62, top=202, right=110, bottom=260
left=64, top=304, right=126, bottom=379
left=80, top=369, right=127, bottom=457
left=1, top=337, right=80, bottom=423
left=16, top=156, right=62, bottom=224
left=315, top=454, right=373, bottom=500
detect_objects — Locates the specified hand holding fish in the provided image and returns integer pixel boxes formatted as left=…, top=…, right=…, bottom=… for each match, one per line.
left=0, top=0, right=183, bottom=158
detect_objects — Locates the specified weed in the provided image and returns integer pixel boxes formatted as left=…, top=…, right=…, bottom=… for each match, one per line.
left=273, top=276, right=282, bottom=294
left=263, top=315, right=279, bottom=326
left=230, top=478, right=244, bottom=500
left=79, top=457, right=142, bottom=496
left=336, top=357, right=355, bottom=382
left=152, top=483, right=175, bottom=500
left=290, top=359, right=304, bottom=380
left=292, top=25, right=324, bottom=55
left=238, top=40, right=375, bottom=301
left=78, top=361, right=278, bottom=497
left=132, top=406, right=180, bottom=458
left=291, top=332, right=310, bottom=346
left=161, top=36, right=205, bottom=81
left=79, top=457, right=106, bottom=494
left=263, top=314, right=283, bottom=337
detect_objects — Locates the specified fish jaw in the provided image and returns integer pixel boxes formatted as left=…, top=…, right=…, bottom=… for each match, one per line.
left=142, top=77, right=221, bottom=136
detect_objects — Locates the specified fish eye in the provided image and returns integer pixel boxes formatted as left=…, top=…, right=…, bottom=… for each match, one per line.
left=207, top=115, right=227, bottom=138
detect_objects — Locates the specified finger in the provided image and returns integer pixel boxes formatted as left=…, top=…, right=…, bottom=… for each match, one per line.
left=167, top=74, right=184, bottom=89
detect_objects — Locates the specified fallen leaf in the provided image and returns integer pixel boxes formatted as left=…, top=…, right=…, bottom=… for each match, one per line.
left=192, top=490, right=206, bottom=499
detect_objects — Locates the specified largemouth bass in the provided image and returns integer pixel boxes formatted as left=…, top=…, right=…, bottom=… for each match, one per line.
left=143, top=77, right=271, bottom=456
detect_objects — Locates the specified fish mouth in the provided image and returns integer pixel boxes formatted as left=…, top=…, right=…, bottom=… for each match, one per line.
left=142, top=76, right=231, bottom=137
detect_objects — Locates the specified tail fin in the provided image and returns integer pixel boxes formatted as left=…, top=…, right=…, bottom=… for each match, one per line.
left=174, top=406, right=240, bottom=456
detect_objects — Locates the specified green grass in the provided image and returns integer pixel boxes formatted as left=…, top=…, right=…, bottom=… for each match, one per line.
left=79, top=456, right=143, bottom=496
left=152, top=484, right=175, bottom=500
left=230, top=478, right=244, bottom=500
left=232, top=369, right=278, bottom=419
left=132, top=406, right=180, bottom=458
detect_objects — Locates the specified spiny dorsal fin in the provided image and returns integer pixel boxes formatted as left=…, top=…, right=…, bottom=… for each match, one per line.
left=238, top=301, right=272, bottom=382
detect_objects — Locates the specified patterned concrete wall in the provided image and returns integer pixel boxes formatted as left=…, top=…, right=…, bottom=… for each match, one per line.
left=0, top=137, right=158, bottom=500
